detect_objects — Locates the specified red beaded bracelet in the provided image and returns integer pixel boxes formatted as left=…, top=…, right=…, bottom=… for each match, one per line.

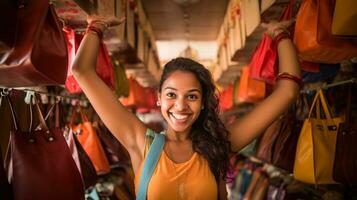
left=276, top=72, right=302, bottom=87
left=85, top=25, right=103, bottom=40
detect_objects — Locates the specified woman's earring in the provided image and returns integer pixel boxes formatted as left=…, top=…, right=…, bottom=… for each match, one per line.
left=156, top=101, right=161, bottom=107
left=201, top=106, right=204, bottom=110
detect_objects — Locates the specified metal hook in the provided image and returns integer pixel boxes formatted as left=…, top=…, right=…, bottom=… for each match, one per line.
left=1, top=88, right=11, bottom=96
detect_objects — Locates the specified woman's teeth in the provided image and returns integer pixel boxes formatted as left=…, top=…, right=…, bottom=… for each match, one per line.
left=171, top=113, right=189, bottom=120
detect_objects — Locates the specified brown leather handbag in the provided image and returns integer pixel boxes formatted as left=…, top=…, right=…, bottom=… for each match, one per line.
left=333, top=84, right=357, bottom=185
left=255, top=119, right=282, bottom=163
left=0, top=0, right=68, bottom=87
left=6, top=95, right=84, bottom=200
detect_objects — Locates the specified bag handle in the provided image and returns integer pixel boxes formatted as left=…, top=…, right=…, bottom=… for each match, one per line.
left=308, top=90, right=334, bottom=120
left=5, top=94, right=20, bottom=131
left=136, top=130, right=165, bottom=200
left=343, top=84, right=352, bottom=127
left=70, top=105, right=89, bottom=125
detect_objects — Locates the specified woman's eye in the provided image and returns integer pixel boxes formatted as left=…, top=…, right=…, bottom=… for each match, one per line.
left=166, top=92, right=176, bottom=98
left=187, top=94, right=198, bottom=100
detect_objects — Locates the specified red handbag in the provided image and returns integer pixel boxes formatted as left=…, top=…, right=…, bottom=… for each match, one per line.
left=248, top=33, right=277, bottom=84
left=0, top=0, right=68, bottom=87
left=119, top=77, right=155, bottom=108
left=248, top=1, right=296, bottom=84
left=6, top=96, right=84, bottom=200
left=64, top=28, right=115, bottom=93
left=219, top=84, right=234, bottom=111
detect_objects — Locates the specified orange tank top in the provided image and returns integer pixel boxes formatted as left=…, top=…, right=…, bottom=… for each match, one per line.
left=135, top=150, right=217, bottom=200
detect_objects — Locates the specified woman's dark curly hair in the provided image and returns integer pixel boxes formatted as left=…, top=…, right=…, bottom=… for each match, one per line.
left=159, top=57, right=231, bottom=181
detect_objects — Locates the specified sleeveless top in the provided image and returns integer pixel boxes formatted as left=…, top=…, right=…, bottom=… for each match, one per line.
left=134, top=130, right=217, bottom=200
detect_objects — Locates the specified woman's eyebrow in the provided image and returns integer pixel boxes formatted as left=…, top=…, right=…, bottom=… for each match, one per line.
left=163, top=87, right=201, bottom=93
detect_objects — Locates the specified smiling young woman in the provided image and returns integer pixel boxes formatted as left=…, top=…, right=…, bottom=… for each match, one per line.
left=72, top=15, right=300, bottom=200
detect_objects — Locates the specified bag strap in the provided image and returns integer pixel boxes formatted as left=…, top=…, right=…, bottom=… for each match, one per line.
left=136, top=129, right=165, bottom=200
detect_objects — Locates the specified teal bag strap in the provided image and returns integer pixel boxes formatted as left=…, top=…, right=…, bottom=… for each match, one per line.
left=136, top=130, right=165, bottom=200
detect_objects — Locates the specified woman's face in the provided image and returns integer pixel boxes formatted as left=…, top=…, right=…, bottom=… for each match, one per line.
left=158, top=70, right=203, bottom=134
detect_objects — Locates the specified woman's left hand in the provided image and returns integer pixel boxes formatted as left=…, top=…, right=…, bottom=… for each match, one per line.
left=261, top=19, right=295, bottom=37
left=87, top=15, right=126, bottom=30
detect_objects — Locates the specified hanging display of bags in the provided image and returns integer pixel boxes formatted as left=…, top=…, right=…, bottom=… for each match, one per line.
left=64, top=28, right=115, bottom=94
left=235, top=66, right=266, bottom=104
left=69, top=107, right=111, bottom=174
left=0, top=0, right=68, bottom=87
left=294, top=0, right=357, bottom=63
left=331, top=0, right=357, bottom=36
left=6, top=95, right=84, bottom=200
left=293, top=90, right=343, bottom=184
left=333, top=84, right=357, bottom=185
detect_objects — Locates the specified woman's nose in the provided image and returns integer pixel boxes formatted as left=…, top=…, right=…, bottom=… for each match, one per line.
left=174, top=98, right=188, bottom=110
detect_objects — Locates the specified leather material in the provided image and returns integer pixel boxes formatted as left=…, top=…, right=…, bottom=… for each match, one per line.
left=0, top=0, right=68, bottom=87
left=64, top=28, right=115, bottom=94
left=333, top=84, right=357, bottom=184
left=293, top=90, right=343, bottom=184
left=7, top=97, right=84, bottom=200
left=70, top=109, right=111, bottom=174
left=294, top=0, right=357, bottom=63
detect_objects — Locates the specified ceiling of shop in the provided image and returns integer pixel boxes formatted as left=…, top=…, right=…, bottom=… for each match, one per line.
left=141, top=0, right=289, bottom=88
left=141, top=0, right=229, bottom=41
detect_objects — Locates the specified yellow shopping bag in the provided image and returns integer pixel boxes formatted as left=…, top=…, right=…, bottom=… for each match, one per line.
left=293, top=90, right=343, bottom=184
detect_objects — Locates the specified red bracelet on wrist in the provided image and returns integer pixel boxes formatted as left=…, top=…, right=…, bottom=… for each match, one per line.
left=85, top=25, right=104, bottom=40
left=273, top=31, right=290, bottom=48
left=276, top=72, right=302, bottom=87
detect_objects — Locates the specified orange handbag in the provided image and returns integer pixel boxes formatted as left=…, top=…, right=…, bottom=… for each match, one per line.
left=69, top=108, right=111, bottom=174
left=235, top=66, right=266, bottom=104
left=294, top=0, right=357, bottom=63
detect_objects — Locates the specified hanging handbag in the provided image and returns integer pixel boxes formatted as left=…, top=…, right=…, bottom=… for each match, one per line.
left=271, top=95, right=308, bottom=172
left=94, top=120, right=130, bottom=165
left=0, top=0, right=68, bottom=87
left=255, top=118, right=282, bottom=163
left=293, top=0, right=357, bottom=63
left=0, top=95, right=12, bottom=200
left=235, top=66, right=266, bottom=104
left=69, top=107, right=111, bottom=174
left=112, top=58, right=130, bottom=97
left=64, top=29, right=115, bottom=94
left=293, top=90, right=343, bottom=184
left=0, top=0, right=17, bottom=53
left=331, top=0, right=357, bottom=36
left=219, top=84, right=234, bottom=111
left=50, top=101, right=97, bottom=189
left=333, top=84, right=357, bottom=185
left=248, top=33, right=277, bottom=84
left=249, top=0, right=296, bottom=84
left=6, top=95, right=84, bottom=200
left=72, top=131, right=98, bottom=189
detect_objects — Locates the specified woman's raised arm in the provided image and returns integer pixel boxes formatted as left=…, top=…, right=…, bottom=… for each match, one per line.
left=71, top=16, right=147, bottom=171
left=227, top=20, right=301, bottom=152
